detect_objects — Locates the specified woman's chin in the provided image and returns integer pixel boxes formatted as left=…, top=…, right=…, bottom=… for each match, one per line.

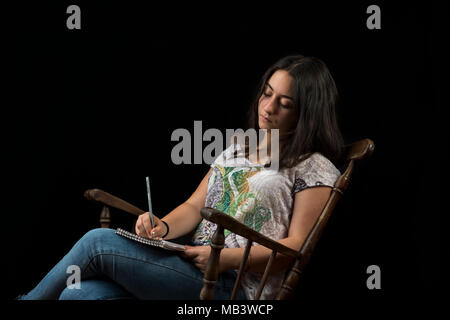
left=258, top=121, right=271, bottom=130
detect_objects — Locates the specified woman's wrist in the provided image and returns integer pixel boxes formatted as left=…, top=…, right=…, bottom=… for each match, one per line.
left=161, top=220, right=169, bottom=238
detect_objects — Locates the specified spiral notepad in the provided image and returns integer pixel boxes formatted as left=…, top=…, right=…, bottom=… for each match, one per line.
left=115, top=228, right=186, bottom=251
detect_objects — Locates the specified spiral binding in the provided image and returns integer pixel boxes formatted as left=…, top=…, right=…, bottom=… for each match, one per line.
left=116, top=228, right=164, bottom=248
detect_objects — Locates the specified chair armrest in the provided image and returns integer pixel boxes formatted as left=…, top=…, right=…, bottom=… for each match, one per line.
left=84, top=188, right=145, bottom=216
left=200, top=207, right=298, bottom=258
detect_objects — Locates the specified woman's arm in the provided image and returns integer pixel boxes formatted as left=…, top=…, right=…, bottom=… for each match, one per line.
left=135, top=168, right=211, bottom=240
left=184, top=186, right=332, bottom=273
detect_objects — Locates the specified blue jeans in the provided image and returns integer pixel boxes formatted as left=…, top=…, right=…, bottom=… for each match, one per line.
left=18, top=228, right=247, bottom=300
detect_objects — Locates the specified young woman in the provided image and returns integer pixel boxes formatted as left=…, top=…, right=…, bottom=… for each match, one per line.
left=18, top=54, right=345, bottom=300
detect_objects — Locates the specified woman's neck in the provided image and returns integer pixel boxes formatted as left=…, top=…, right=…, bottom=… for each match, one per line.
left=254, top=130, right=289, bottom=164
left=248, top=130, right=280, bottom=164
left=258, top=131, right=271, bottom=151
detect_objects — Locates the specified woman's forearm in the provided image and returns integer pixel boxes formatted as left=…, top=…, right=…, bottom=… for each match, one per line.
left=160, top=202, right=203, bottom=240
left=220, top=237, right=302, bottom=273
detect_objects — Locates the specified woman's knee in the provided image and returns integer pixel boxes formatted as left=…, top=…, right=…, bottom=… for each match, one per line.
left=78, top=228, right=115, bottom=247
left=81, top=228, right=115, bottom=243
left=70, top=228, right=117, bottom=258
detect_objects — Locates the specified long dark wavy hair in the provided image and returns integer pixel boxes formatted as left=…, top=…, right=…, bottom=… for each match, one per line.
left=246, top=54, right=346, bottom=170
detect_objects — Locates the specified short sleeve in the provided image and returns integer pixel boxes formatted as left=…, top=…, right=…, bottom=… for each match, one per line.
left=292, top=153, right=341, bottom=194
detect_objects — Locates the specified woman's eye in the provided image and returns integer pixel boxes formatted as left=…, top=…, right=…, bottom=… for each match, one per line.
left=262, top=91, right=271, bottom=97
left=281, top=103, right=292, bottom=109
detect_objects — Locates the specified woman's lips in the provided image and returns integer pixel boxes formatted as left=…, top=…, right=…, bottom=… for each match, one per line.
left=260, top=115, right=272, bottom=123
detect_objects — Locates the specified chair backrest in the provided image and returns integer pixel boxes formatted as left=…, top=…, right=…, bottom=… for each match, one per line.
left=276, top=138, right=375, bottom=299
left=199, top=138, right=375, bottom=300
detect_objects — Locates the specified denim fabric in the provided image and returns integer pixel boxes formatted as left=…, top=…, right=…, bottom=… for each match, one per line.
left=17, top=228, right=247, bottom=300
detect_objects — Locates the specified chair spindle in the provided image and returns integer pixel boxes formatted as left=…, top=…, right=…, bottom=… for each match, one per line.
left=100, top=206, right=111, bottom=228
left=255, top=250, right=277, bottom=299
left=231, top=239, right=253, bottom=300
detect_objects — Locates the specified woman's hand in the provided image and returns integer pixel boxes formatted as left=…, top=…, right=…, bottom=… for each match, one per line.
left=181, top=245, right=218, bottom=273
left=135, top=212, right=168, bottom=239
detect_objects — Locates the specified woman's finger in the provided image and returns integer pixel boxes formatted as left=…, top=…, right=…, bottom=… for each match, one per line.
left=139, top=223, right=150, bottom=238
left=136, top=215, right=146, bottom=237
left=135, top=215, right=141, bottom=235
left=142, top=212, right=158, bottom=237
left=179, top=246, right=193, bottom=258
left=145, top=214, right=166, bottom=238
left=183, top=248, right=198, bottom=258
left=149, top=228, right=163, bottom=239
left=138, top=214, right=151, bottom=238
left=195, top=263, right=205, bottom=272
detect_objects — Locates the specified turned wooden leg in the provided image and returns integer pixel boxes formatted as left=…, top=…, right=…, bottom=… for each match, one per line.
left=276, top=258, right=303, bottom=300
left=99, top=206, right=111, bottom=228
left=200, top=224, right=224, bottom=300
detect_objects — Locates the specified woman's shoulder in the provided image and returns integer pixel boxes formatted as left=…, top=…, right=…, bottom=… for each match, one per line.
left=302, top=152, right=341, bottom=176
left=290, top=152, right=341, bottom=189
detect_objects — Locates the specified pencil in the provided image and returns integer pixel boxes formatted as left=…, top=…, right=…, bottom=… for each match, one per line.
left=146, top=176, right=155, bottom=229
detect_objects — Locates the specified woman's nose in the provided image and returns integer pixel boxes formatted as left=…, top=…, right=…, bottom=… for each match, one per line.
left=263, top=97, right=277, bottom=114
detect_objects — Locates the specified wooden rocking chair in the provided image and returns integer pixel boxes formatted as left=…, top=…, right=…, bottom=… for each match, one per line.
left=83, top=138, right=375, bottom=300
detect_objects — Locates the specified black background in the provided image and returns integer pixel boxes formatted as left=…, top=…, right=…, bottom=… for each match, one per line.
left=5, top=0, right=445, bottom=316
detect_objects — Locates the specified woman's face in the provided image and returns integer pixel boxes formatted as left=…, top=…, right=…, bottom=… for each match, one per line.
left=258, top=69, right=298, bottom=135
